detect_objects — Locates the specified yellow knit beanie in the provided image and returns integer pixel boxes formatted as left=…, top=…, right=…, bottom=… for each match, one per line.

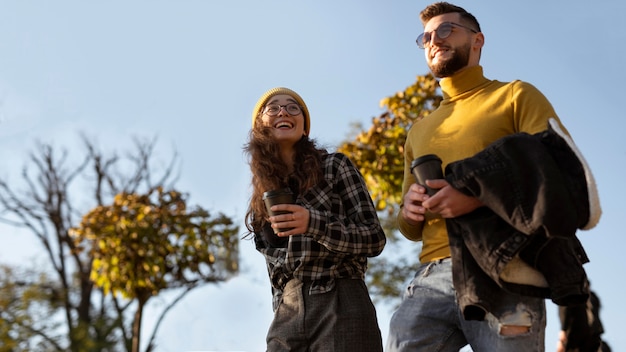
left=252, top=87, right=310, bottom=134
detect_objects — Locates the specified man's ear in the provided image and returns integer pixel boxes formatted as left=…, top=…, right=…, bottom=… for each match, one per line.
left=473, top=32, right=485, bottom=50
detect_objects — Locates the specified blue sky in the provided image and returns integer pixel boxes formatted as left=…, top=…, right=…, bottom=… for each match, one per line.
left=1, top=1, right=624, bottom=351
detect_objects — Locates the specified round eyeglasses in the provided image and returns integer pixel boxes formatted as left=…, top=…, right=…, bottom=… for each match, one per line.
left=416, top=22, right=477, bottom=49
left=263, top=103, right=302, bottom=116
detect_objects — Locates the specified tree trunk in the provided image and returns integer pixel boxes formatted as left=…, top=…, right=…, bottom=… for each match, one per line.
left=131, top=296, right=146, bottom=352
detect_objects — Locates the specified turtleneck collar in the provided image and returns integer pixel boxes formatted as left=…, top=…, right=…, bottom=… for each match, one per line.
left=439, top=66, right=489, bottom=100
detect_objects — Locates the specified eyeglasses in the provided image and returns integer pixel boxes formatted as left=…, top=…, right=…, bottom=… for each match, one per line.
left=416, top=22, right=477, bottom=49
left=263, top=103, right=302, bottom=116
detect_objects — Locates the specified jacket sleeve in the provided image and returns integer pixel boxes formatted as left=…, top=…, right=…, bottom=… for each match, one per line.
left=306, top=153, right=386, bottom=257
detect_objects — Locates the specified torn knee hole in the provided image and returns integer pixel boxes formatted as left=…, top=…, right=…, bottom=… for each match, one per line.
left=499, top=324, right=531, bottom=336
left=494, top=303, right=534, bottom=336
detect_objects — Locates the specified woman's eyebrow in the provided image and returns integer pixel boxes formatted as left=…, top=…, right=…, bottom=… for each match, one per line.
left=267, top=98, right=297, bottom=104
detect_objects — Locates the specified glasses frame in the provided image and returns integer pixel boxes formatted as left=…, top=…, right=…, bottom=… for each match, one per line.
left=416, top=22, right=478, bottom=49
left=263, top=103, right=303, bottom=117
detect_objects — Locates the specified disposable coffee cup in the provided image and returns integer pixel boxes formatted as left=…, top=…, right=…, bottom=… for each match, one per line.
left=263, top=188, right=295, bottom=234
left=410, top=154, right=443, bottom=196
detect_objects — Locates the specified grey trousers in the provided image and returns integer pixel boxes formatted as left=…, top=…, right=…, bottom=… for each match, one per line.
left=266, top=278, right=383, bottom=352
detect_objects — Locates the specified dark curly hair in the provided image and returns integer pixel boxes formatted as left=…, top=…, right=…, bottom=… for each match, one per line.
left=243, top=118, right=326, bottom=235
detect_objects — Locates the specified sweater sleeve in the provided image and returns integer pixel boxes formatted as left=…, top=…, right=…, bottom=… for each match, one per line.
left=397, top=135, right=424, bottom=241
left=511, top=80, right=569, bottom=136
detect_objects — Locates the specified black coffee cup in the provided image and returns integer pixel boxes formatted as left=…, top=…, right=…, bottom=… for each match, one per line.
left=410, top=154, right=443, bottom=196
left=263, top=188, right=295, bottom=234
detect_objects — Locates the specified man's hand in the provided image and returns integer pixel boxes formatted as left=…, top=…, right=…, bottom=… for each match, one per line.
left=401, top=183, right=429, bottom=226
left=422, top=179, right=483, bottom=218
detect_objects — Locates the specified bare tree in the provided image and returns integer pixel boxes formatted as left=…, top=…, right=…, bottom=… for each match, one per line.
left=0, top=135, right=239, bottom=351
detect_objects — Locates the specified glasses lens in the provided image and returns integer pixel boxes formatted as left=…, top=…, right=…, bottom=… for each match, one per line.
left=264, top=104, right=301, bottom=116
left=265, top=104, right=280, bottom=116
left=285, top=104, right=301, bottom=115
left=437, top=23, right=453, bottom=40
left=417, top=23, right=455, bottom=49
left=416, top=33, right=426, bottom=49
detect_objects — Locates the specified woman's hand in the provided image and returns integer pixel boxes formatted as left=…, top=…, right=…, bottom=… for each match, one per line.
left=269, top=204, right=310, bottom=236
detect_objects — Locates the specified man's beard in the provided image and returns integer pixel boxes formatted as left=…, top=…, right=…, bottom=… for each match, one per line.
left=429, top=43, right=471, bottom=78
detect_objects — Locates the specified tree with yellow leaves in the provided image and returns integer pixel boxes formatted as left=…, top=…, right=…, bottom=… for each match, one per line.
left=338, top=74, right=442, bottom=302
left=70, top=187, right=237, bottom=352
left=0, top=136, right=239, bottom=352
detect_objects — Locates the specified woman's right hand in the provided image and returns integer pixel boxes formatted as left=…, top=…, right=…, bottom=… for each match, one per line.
left=269, top=204, right=309, bottom=237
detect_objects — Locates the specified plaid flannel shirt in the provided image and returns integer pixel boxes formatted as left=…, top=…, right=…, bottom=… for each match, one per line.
left=254, top=152, right=386, bottom=311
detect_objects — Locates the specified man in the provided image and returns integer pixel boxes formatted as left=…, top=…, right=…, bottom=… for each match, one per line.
left=387, top=2, right=599, bottom=351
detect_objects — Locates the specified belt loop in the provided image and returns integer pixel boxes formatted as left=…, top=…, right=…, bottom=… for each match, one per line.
left=423, top=261, right=435, bottom=276
left=422, top=257, right=450, bottom=277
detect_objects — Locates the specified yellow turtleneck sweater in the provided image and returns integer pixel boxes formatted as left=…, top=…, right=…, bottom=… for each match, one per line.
left=398, top=65, right=569, bottom=263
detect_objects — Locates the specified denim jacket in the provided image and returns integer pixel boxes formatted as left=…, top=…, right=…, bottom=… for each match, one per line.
left=444, top=118, right=601, bottom=321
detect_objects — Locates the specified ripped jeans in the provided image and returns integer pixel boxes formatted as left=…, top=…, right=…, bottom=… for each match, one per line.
left=387, top=258, right=546, bottom=352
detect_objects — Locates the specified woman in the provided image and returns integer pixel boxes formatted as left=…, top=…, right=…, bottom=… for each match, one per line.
left=244, top=87, right=386, bottom=351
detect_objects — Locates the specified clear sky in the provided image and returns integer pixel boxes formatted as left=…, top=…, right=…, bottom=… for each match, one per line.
left=1, top=1, right=624, bottom=351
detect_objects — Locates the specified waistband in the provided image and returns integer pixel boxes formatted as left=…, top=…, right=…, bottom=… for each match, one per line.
left=428, top=257, right=451, bottom=265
